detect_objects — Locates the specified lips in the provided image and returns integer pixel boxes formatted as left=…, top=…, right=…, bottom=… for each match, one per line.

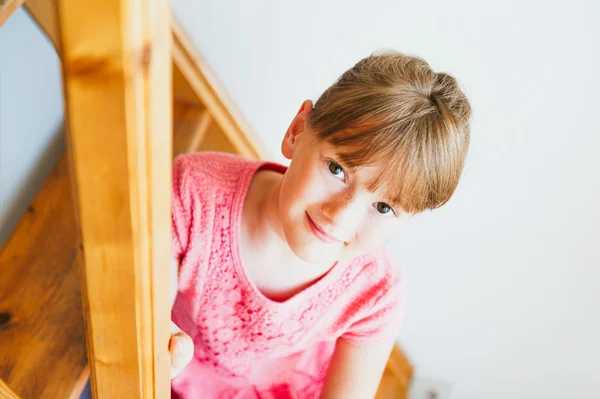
left=306, top=212, right=341, bottom=243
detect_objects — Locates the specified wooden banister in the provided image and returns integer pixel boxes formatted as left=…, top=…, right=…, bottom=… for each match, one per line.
left=57, top=0, right=172, bottom=396
left=0, top=0, right=26, bottom=27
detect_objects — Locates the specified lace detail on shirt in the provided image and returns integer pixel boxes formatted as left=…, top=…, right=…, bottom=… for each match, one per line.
left=171, top=152, right=406, bottom=398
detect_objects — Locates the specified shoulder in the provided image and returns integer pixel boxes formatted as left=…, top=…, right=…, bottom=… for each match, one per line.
left=171, top=152, right=259, bottom=244
left=336, top=249, right=406, bottom=343
left=173, top=151, right=259, bottom=189
left=359, top=248, right=406, bottom=301
left=343, top=248, right=407, bottom=321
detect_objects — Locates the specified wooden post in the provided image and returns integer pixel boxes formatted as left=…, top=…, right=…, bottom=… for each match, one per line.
left=0, top=378, right=20, bottom=399
left=23, top=0, right=61, bottom=53
left=0, top=0, right=26, bottom=27
left=56, top=0, right=172, bottom=397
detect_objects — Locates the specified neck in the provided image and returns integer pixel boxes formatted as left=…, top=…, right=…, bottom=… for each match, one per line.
left=249, top=171, right=294, bottom=261
left=258, top=174, right=285, bottom=247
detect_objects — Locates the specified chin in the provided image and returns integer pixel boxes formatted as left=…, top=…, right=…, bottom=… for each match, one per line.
left=281, top=220, right=341, bottom=267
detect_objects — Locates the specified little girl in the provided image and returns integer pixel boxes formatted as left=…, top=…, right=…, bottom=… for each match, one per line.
left=168, top=50, right=471, bottom=399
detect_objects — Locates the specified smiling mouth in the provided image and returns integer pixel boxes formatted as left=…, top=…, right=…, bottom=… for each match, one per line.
left=306, top=212, right=341, bottom=244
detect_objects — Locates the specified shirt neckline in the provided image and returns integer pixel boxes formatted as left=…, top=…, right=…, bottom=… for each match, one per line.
left=229, top=158, right=348, bottom=310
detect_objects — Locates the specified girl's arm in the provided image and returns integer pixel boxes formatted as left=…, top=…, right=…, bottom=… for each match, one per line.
left=319, top=336, right=396, bottom=399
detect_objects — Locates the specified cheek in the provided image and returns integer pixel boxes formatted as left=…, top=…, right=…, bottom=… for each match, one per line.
left=352, top=220, right=398, bottom=249
left=284, top=161, right=331, bottom=206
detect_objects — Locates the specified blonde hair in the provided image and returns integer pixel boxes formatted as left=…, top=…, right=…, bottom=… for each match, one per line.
left=308, top=50, right=472, bottom=214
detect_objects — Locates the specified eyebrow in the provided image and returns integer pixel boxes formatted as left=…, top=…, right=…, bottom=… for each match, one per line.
left=331, top=154, right=358, bottom=173
left=374, top=185, right=401, bottom=208
left=384, top=195, right=404, bottom=211
left=333, top=154, right=404, bottom=211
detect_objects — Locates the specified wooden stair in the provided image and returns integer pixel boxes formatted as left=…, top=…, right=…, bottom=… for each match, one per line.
left=0, top=154, right=87, bottom=399
left=0, top=1, right=413, bottom=397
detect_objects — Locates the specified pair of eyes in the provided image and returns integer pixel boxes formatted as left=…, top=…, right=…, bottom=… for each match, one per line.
left=326, top=160, right=396, bottom=216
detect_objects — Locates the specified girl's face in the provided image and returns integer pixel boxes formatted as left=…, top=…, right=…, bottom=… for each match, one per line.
left=278, top=102, right=408, bottom=267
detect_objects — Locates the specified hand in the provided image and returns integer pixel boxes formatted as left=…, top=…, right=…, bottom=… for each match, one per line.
left=170, top=321, right=194, bottom=379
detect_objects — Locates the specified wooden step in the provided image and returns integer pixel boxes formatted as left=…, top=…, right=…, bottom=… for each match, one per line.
left=0, top=155, right=88, bottom=399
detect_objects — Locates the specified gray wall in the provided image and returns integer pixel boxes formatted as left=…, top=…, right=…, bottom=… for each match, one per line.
left=1, top=11, right=83, bottom=397
left=0, top=9, right=64, bottom=248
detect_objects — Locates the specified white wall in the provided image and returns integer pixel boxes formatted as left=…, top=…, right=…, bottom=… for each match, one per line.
left=172, top=1, right=600, bottom=398
left=0, top=9, right=64, bottom=248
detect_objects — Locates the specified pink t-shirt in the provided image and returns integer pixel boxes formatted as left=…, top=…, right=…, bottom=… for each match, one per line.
left=171, top=151, right=406, bottom=399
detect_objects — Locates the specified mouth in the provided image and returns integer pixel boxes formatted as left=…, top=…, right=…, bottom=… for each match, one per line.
left=306, top=212, right=341, bottom=244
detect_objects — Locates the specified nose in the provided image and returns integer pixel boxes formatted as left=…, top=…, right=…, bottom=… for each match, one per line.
left=321, top=194, right=362, bottom=235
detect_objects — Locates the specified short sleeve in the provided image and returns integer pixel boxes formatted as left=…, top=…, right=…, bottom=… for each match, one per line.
left=341, top=257, right=406, bottom=345
left=171, top=155, right=193, bottom=260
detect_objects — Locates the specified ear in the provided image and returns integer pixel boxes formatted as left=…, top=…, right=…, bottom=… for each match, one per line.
left=281, top=99, right=313, bottom=160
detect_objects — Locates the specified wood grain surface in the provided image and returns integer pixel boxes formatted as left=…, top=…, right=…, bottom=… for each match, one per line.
left=0, top=155, right=88, bottom=399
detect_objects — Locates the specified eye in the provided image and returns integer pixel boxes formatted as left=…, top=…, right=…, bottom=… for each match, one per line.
left=327, top=160, right=345, bottom=180
left=375, top=202, right=395, bottom=216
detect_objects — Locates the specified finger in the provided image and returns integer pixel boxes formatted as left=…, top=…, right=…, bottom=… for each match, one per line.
left=170, top=334, right=194, bottom=379
left=170, top=331, right=194, bottom=379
